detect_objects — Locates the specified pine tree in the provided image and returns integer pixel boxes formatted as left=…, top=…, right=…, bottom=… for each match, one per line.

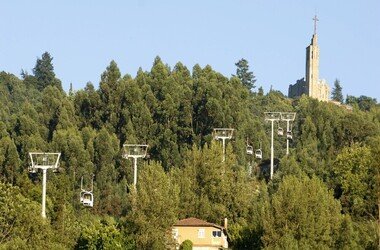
left=33, top=52, right=62, bottom=91
left=74, top=82, right=103, bottom=129
left=234, top=58, right=256, bottom=90
left=331, top=79, right=343, bottom=103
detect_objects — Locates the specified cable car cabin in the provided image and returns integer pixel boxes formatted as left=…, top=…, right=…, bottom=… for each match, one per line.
left=246, top=145, right=253, bottom=155
left=277, top=127, right=284, bottom=136
left=255, top=149, right=263, bottom=159
left=286, top=131, right=293, bottom=140
left=81, top=191, right=94, bottom=207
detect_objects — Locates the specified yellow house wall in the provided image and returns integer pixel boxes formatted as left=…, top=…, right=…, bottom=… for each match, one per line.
left=173, top=226, right=226, bottom=249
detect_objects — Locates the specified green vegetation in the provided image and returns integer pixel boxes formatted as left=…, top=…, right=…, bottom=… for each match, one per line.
left=234, top=58, right=256, bottom=91
left=332, top=78, right=343, bottom=103
left=0, top=52, right=379, bottom=249
left=180, top=240, right=193, bottom=250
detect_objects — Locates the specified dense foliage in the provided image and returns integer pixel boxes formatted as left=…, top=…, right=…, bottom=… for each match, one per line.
left=0, top=53, right=379, bottom=249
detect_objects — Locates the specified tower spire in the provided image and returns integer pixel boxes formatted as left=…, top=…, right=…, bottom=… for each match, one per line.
left=313, top=15, right=319, bottom=35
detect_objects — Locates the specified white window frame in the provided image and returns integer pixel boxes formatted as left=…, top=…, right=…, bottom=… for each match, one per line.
left=198, top=228, right=205, bottom=238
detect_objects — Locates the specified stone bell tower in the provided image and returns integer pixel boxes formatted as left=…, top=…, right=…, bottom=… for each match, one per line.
left=288, top=15, right=330, bottom=102
left=306, top=15, right=322, bottom=99
left=305, top=16, right=319, bottom=98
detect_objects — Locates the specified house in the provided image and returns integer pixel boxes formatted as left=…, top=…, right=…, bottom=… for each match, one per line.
left=172, top=217, right=228, bottom=250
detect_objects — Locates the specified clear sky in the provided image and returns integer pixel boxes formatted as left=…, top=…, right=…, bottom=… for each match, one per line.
left=1, top=1, right=379, bottom=100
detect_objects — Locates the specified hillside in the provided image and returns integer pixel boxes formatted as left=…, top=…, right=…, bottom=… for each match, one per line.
left=0, top=54, right=379, bottom=249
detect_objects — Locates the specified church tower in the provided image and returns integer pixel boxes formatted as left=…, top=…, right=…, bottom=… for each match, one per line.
left=288, top=15, right=330, bottom=102
left=305, top=16, right=320, bottom=98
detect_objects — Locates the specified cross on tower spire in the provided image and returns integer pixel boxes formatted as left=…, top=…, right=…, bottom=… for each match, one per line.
left=313, top=15, right=319, bottom=35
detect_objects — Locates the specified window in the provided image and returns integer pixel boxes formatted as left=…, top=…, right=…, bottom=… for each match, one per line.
left=212, top=230, right=222, bottom=237
left=198, top=229, right=205, bottom=238
left=172, top=229, right=178, bottom=239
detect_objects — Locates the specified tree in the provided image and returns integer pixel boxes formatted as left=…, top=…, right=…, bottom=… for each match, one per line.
left=340, top=111, right=378, bottom=146
left=0, top=182, right=56, bottom=248
left=1, top=50, right=379, bottom=248
left=172, top=142, right=258, bottom=247
left=296, top=115, right=319, bottom=176
left=331, top=144, right=378, bottom=219
left=98, top=60, right=122, bottom=129
left=331, top=79, right=343, bottom=103
left=0, top=136, right=20, bottom=184
left=234, top=182, right=270, bottom=249
left=234, top=58, right=256, bottom=90
left=124, top=162, right=179, bottom=249
left=75, top=218, right=128, bottom=250
left=93, top=128, right=120, bottom=215
left=180, top=239, right=193, bottom=250
left=262, top=175, right=343, bottom=249
left=335, top=215, right=360, bottom=249
left=357, top=95, right=377, bottom=111
left=346, top=95, right=377, bottom=111
left=40, top=85, right=67, bottom=141
left=33, top=52, right=62, bottom=91
left=74, top=82, right=103, bottom=129
left=51, top=128, right=93, bottom=177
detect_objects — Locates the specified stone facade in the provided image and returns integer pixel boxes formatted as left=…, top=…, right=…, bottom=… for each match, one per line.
left=288, top=22, right=330, bottom=102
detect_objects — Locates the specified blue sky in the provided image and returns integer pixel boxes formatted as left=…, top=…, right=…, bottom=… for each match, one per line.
left=1, top=1, right=379, bottom=100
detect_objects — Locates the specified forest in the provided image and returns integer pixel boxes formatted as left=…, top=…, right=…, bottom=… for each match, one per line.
left=0, top=52, right=379, bottom=249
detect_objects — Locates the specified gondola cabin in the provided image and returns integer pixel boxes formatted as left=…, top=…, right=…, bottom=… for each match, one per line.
left=255, top=149, right=263, bottom=159
left=286, top=131, right=293, bottom=140
left=277, top=127, right=284, bottom=136
left=246, top=145, right=253, bottom=155
left=81, top=191, right=94, bottom=207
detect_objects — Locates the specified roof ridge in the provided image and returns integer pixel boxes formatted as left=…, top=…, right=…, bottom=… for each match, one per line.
left=174, top=217, right=223, bottom=229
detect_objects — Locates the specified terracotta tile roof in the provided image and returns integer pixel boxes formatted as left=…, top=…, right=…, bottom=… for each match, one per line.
left=174, top=217, right=223, bottom=229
